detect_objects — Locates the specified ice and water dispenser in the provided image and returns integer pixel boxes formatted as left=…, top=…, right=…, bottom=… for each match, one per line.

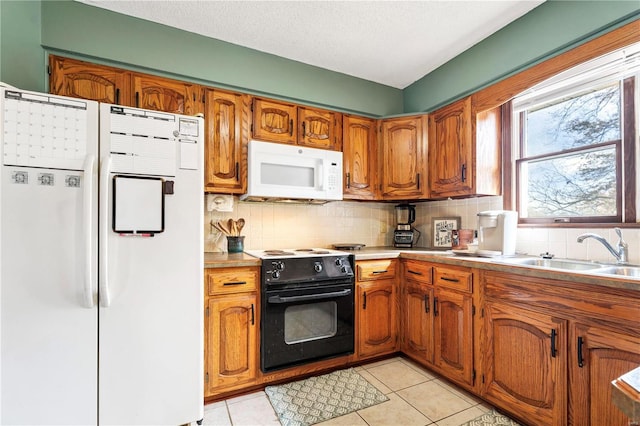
left=477, top=210, right=518, bottom=255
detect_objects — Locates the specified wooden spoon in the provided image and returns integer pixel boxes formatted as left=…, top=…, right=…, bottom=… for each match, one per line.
left=236, top=218, right=245, bottom=235
left=227, top=218, right=235, bottom=236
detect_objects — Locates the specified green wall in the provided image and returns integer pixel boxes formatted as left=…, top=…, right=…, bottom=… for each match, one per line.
left=0, top=1, right=42, bottom=91
left=38, top=0, right=402, bottom=117
left=0, top=1, right=638, bottom=117
left=403, top=0, right=640, bottom=113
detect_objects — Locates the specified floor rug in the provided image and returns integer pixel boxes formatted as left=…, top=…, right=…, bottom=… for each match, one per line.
left=461, top=409, right=522, bottom=426
left=265, top=368, right=389, bottom=426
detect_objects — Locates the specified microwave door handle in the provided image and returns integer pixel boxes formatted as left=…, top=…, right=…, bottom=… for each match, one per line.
left=317, top=162, right=324, bottom=190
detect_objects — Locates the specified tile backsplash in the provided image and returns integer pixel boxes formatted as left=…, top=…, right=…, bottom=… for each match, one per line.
left=204, top=195, right=640, bottom=265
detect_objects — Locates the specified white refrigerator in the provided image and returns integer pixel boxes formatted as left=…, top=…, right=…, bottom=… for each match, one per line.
left=0, top=87, right=204, bottom=425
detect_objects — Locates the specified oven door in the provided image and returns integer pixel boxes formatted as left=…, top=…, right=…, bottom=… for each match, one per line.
left=261, top=281, right=354, bottom=372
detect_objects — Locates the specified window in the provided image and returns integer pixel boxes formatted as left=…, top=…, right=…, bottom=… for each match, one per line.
left=511, top=43, right=639, bottom=224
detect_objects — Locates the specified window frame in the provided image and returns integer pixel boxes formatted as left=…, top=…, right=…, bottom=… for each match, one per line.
left=504, top=64, right=637, bottom=226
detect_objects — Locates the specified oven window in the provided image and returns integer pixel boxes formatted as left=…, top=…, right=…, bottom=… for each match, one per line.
left=284, top=301, right=337, bottom=344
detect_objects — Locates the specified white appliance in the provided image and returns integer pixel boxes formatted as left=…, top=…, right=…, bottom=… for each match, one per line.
left=241, top=140, right=343, bottom=202
left=0, top=88, right=204, bottom=425
left=477, top=210, right=518, bottom=256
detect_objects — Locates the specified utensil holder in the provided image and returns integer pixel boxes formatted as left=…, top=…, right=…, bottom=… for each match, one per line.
left=226, top=236, right=245, bottom=253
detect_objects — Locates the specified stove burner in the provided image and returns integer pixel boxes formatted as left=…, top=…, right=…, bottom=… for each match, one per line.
left=295, top=249, right=330, bottom=254
left=263, top=250, right=295, bottom=256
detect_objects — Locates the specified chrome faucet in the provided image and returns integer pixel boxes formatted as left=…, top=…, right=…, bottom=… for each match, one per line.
left=576, top=228, right=628, bottom=264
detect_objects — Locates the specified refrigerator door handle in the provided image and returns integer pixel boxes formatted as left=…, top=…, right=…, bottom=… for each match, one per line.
left=99, top=155, right=112, bottom=308
left=83, top=155, right=96, bottom=308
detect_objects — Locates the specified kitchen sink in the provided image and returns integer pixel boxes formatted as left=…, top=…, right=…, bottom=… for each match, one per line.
left=592, top=266, right=640, bottom=278
left=496, top=257, right=607, bottom=271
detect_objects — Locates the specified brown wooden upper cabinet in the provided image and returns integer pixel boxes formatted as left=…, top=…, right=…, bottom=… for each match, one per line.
left=204, top=89, right=250, bottom=194
left=49, top=55, right=201, bottom=116
left=252, top=98, right=342, bottom=150
left=428, top=97, right=501, bottom=198
left=132, top=74, right=200, bottom=115
left=379, top=115, right=428, bottom=200
left=342, top=115, right=378, bottom=200
left=49, top=56, right=130, bottom=105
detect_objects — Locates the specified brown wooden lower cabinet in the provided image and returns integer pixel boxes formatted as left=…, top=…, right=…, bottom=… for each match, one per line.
left=482, top=270, right=640, bottom=426
left=483, top=302, right=568, bottom=426
left=355, top=259, right=398, bottom=359
left=401, top=260, right=475, bottom=388
left=204, top=267, right=260, bottom=397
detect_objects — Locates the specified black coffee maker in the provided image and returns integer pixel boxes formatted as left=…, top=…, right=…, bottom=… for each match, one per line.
left=394, top=204, right=419, bottom=248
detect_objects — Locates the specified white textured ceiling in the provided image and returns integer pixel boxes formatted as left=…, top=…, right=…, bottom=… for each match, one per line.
left=77, top=0, right=545, bottom=89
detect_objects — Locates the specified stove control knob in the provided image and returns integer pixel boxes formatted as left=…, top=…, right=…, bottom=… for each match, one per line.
left=272, top=270, right=281, bottom=279
left=340, top=266, right=349, bottom=274
left=335, top=258, right=344, bottom=266
left=314, top=262, right=323, bottom=273
left=273, top=261, right=285, bottom=271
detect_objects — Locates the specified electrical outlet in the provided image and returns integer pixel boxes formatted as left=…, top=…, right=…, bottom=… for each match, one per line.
left=380, top=223, right=388, bottom=234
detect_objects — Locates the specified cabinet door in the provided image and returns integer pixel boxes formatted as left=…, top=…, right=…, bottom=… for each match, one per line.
left=357, top=279, right=397, bottom=358
left=343, top=115, right=378, bottom=200
left=380, top=116, right=428, bottom=199
left=131, top=73, right=199, bottom=115
left=204, top=89, right=248, bottom=193
left=252, top=98, right=297, bottom=145
left=298, top=107, right=341, bottom=150
left=570, top=323, right=640, bottom=426
left=49, top=55, right=130, bottom=104
left=483, top=302, right=567, bottom=426
left=402, top=283, right=433, bottom=363
left=434, top=288, right=473, bottom=385
left=428, top=97, right=473, bottom=197
left=205, top=294, right=258, bottom=394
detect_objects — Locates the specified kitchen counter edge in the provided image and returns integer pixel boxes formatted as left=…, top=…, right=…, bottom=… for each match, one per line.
left=204, top=252, right=261, bottom=268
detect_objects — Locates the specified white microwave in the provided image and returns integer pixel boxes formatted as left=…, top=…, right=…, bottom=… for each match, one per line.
left=241, top=140, right=343, bottom=202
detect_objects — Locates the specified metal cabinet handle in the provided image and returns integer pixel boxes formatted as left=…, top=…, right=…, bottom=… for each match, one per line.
left=417, top=173, right=421, bottom=190
left=289, top=119, right=294, bottom=136
left=577, top=336, right=585, bottom=367
left=250, top=304, right=255, bottom=325
left=372, top=270, right=388, bottom=275
left=235, top=162, right=239, bottom=182
left=408, top=270, right=423, bottom=276
left=433, top=297, right=438, bottom=316
left=302, top=121, right=306, bottom=138
left=346, top=172, right=351, bottom=189
left=223, top=281, right=247, bottom=286
left=461, top=164, right=467, bottom=182
left=135, top=92, right=140, bottom=108
left=363, top=291, right=367, bottom=310
left=115, top=88, right=120, bottom=105
left=441, top=276, right=460, bottom=283
left=424, top=294, right=430, bottom=313
left=550, top=329, right=557, bottom=358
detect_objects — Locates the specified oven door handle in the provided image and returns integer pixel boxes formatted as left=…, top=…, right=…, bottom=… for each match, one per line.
left=267, top=289, right=352, bottom=304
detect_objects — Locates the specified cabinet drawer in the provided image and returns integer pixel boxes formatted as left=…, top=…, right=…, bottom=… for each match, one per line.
left=403, top=260, right=432, bottom=285
left=434, top=266, right=472, bottom=293
left=206, top=267, right=259, bottom=295
left=357, top=259, right=397, bottom=281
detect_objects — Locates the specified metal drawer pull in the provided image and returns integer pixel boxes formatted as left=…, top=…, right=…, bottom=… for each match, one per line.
left=440, top=276, right=460, bottom=283
left=577, top=336, right=585, bottom=367
left=424, top=294, right=430, bottom=313
left=550, top=329, right=557, bottom=358
left=268, top=289, right=352, bottom=304
left=433, top=297, right=439, bottom=316
left=223, top=281, right=247, bottom=286
left=408, top=270, right=423, bottom=276
left=250, top=304, right=255, bottom=325
left=363, top=291, right=367, bottom=309
left=372, top=270, right=388, bottom=275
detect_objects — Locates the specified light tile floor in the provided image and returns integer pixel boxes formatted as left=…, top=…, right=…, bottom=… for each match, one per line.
left=198, top=356, right=496, bottom=426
